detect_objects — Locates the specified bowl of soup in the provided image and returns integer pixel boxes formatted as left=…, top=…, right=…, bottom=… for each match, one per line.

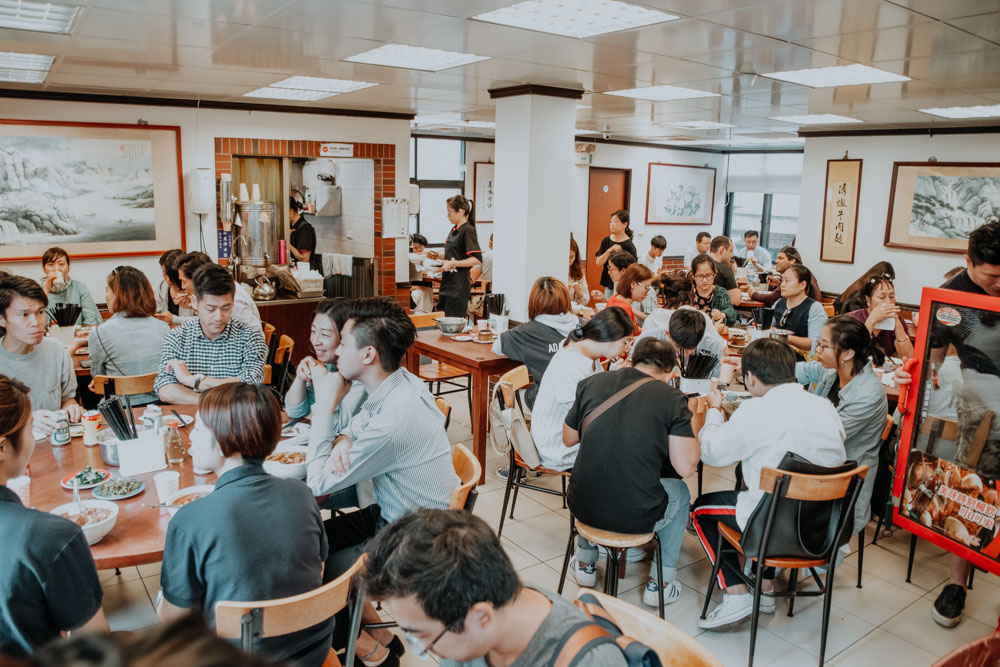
left=164, top=485, right=215, bottom=517
left=51, top=499, right=119, bottom=545
left=263, top=446, right=308, bottom=479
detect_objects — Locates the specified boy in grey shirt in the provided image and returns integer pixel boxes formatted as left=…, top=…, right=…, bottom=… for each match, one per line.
left=0, top=276, right=80, bottom=434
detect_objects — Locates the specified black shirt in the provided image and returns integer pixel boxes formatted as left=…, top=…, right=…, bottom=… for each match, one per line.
left=773, top=296, right=818, bottom=338
left=498, top=319, right=574, bottom=409
left=941, top=269, right=988, bottom=296
left=0, top=486, right=103, bottom=657
left=714, top=260, right=738, bottom=292
left=161, top=464, right=332, bottom=666
left=440, top=223, right=482, bottom=298
left=565, top=368, right=694, bottom=533
left=595, top=236, right=638, bottom=290
left=289, top=215, right=320, bottom=273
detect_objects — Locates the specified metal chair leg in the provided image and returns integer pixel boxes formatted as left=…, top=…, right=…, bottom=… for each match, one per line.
left=497, top=457, right=516, bottom=538
left=857, top=527, right=865, bottom=589
left=871, top=515, right=885, bottom=545
left=654, top=535, right=665, bottom=619
left=905, top=533, right=917, bottom=583
left=697, top=461, right=703, bottom=496
left=701, top=530, right=725, bottom=620
left=508, top=469, right=523, bottom=519
left=969, top=567, right=975, bottom=590
left=786, top=568, right=800, bottom=617
left=561, top=475, right=567, bottom=508
left=819, top=560, right=839, bottom=665
left=557, top=519, right=577, bottom=595
left=748, top=557, right=765, bottom=667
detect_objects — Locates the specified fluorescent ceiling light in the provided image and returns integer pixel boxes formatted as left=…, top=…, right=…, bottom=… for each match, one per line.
left=345, top=44, right=488, bottom=72
left=680, top=137, right=805, bottom=146
left=271, top=76, right=377, bottom=93
left=472, top=0, right=677, bottom=39
left=412, top=114, right=495, bottom=129
left=0, top=0, right=79, bottom=34
left=604, top=84, right=719, bottom=101
left=663, top=120, right=735, bottom=130
left=770, top=113, right=863, bottom=125
left=761, top=63, right=909, bottom=88
left=0, top=50, right=53, bottom=83
left=918, top=104, right=1000, bottom=119
left=243, top=87, right=333, bottom=101
left=576, top=104, right=591, bottom=109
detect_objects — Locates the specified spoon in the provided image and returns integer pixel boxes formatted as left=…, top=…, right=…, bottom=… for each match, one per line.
left=73, top=478, right=83, bottom=517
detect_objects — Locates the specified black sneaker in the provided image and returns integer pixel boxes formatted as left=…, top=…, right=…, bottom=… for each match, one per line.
left=932, top=584, right=966, bottom=628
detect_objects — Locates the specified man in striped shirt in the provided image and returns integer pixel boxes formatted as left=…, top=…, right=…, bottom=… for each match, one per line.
left=154, top=264, right=266, bottom=405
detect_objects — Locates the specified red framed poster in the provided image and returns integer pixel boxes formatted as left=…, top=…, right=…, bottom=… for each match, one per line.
left=892, top=287, right=1000, bottom=576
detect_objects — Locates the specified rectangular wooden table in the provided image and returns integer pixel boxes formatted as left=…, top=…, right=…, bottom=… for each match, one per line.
left=407, top=329, right=520, bottom=484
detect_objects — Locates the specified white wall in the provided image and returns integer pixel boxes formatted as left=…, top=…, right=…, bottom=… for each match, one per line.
left=458, top=140, right=728, bottom=260
left=0, top=98, right=410, bottom=300
left=464, top=141, right=495, bottom=246
left=798, top=133, right=999, bottom=304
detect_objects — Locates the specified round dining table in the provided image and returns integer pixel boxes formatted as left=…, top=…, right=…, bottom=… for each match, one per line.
left=27, top=404, right=210, bottom=570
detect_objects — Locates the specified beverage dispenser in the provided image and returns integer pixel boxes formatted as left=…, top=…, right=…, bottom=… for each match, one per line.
left=233, top=200, right=278, bottom=268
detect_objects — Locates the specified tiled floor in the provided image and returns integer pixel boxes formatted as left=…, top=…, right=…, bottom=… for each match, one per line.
left=100, top=395, right=998, bottom=666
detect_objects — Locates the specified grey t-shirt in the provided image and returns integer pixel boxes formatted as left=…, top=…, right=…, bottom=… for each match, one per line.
left=439, top=588, right=627, bottom=667
left=0, top=337, right=75, bottom=411
left=89, top=314, right=169, bottom=404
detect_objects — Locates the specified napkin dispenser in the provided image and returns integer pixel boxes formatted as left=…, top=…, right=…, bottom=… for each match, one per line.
left=117, top=432, right=167, bottom=477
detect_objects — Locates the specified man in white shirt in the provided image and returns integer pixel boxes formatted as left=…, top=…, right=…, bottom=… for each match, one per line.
left=638, top=235, right=667, bottom=314
left=175, top=252, right=262, bottom=333
left=735, top=230, right=772, bottom=271
left=691, top=338, right=846, bottom=631
left=634, top=307, right=726, bottom=361
left=683, top=232, right=712, bottom=268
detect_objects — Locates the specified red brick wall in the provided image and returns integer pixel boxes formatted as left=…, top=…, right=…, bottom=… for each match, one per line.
left=214, top=138, right=407, bottom=307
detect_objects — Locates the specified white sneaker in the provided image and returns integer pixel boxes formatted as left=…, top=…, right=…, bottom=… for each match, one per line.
left=597, top=545, right=646, bottom=563
left=643, top=579, right=682, bottom=607
left=571, top=557, right=597, bottom=588
left=698, top=593, right=754, bottom=631
left=759, top=594, right=775, bottom=614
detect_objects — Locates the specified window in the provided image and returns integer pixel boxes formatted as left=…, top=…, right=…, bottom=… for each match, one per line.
left=725, top=192, right=801, bottom=261
left=410, top=137, right=467, bottom=244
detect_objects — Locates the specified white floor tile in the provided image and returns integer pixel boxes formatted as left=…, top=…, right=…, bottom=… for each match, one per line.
left=499, top=511, right=573, bottom=562
left=758, top=597, right=876, bottom=660
left=102, top=579, right=158, bottom=632
left=501, top=537, right=542, bottom=570
left=829, top=628, right=938, bottom=666
left=98, top=566, right=140, bottom=587
left=882, top=597, right=995, bottom=657
left=518, top=562, right=580, bottom=601
left=691, top=623, right=801, bottom=667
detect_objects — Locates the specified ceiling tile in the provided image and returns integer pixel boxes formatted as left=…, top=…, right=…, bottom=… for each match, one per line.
left=147, top=79, right=256, bottom=97
left=682, top=41, right=846, bottom=74
left=349, top=1, right=516, bottom=19
left=628, top=0, right=795, bottom=19
left=878, top=50, right=1000, bottom=90
left=0, top=27, right=68, bottom=56
left=796, top=22, right=998, bottom=63
left=704, top=0, right=929, bottom=43
left=502, top=42, right=660, bottom=76
left=590, top=18, right=775, bottom=59
left=888, top=0, right=1000, bottom=21
left=74, top=8, right=252, bottom=49
left=258, top=0, right=458, bottom=41
left=947, top=13, right=1000, bottom=45
left=91, top=0, right=297, bottom=24
left=61, top=37, right=208, bottom=68
left=596, top=58, right=736, bottom=84
left=44, top=72, right=154, bottom=90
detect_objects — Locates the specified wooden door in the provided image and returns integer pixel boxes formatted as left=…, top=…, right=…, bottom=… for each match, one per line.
left=586, top=168, right=629, bottom=299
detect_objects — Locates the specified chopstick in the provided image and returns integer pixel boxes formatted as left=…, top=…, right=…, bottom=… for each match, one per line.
left=170, top=409, right=188, bottom=427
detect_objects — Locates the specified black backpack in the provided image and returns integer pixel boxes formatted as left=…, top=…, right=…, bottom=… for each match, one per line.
left=549, top=593, right=662, bottom=667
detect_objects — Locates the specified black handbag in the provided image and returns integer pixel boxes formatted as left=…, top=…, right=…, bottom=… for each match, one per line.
left=739, top=452, right=858, bottom=561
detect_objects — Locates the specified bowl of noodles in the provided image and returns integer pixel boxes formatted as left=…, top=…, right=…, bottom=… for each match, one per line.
left=164, top=485, right=215, bottom=517
left=50, top=499, right=119, bottom=545
left=263, top=446, right=309, bottom=479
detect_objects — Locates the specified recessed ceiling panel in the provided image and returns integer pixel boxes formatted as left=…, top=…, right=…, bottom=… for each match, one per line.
left=259, top=0, right=458, bottom=41
left=92, top=0, right=296, bottom=24
left=887, top=0, right=1000, bottom=21
left=74, top=8, right=251, bottom=49
left=797, top=22, right=999, bottom=63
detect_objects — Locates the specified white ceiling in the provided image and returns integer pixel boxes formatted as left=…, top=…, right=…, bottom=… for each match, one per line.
left=3, top=0, right=1000, bottom=148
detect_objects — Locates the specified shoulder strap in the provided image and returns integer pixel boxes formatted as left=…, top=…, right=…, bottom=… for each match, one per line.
left=551, top=622, right=614, bottom=667
left=580, top=377, right=655, bottom=437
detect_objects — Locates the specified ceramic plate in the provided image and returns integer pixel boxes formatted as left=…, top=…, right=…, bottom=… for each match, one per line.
left=92, top=479, right=146, bottom=501
left=450, top=335, right=473, bottom=342
left=281, top=421, right=309, bottom=437
left=75, top=347, right=89, bottom=355
left=61, top=468, right=112, bottom=490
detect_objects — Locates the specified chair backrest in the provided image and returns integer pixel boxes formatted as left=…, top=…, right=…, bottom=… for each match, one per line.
left=576, top=591, right=722, bottom=667
left=492, top=365, right=542, bottom=469
left=275, top=334, right=294, bottom=365
left=409, top=311, right=445, bottom=329
left=449, top=444, right=481, bottom=510
left=758, top=465, right=868, bottom=502
left=880, top=413, right=895, bottom=441
left=262, top=322, right=276, bottom=346
left=92, top=373, right=157, bottom=396
left=496, top=365, right=531, bottom=411
left=263, top=365, right=272, bottom=385
left=822, top=303, right=835, bottom=317
left=435, top=397, right=452, bottom=429
left=215, top=554, right=367, bottom=655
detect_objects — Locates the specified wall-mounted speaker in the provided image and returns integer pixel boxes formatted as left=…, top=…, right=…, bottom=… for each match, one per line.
left=188, top=168, right=215, bottom=215
left=408, top=183, right=420, bottom=215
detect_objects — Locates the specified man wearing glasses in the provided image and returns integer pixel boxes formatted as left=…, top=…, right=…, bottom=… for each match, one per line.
left=362, top=509, right=627, bottom=666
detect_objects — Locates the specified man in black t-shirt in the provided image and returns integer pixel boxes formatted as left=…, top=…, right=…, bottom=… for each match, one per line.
left=896, top=221, right=1000, bottom=629
left=709, top=236, right=741, bottom=305
left=564, top=338, right=699, bottom=609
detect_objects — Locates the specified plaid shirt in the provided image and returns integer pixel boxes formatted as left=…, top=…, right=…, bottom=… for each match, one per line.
left=154, top=318, right=266, bottom=391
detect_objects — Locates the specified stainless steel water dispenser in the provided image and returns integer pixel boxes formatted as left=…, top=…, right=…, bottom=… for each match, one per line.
left=233, top=200, right=278, bottom=268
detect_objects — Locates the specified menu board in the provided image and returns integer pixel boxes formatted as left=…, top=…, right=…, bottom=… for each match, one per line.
left=893, top=288, right=1000, bottom=574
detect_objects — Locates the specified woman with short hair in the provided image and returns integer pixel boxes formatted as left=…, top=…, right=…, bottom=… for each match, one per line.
left=87, top=266, right=169, bottom=404
left=690, top=254, right=737, bottom=326
left=605, top=263, right=654, bottom=333
left=158, top=383, right=333, bottom=667
left=0, top=375, right=107, bottom=657
left=40, top=247, right=100, bottom=326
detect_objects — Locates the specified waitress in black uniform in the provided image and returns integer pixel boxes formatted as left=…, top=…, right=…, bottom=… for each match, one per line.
left=288, top=196, right=320, bottom=273
left=438, top=194, right=482, bottom=318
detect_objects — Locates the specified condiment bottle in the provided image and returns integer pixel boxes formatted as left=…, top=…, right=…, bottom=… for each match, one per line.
left=142, top=405, right=162, bottom=433
left=82, top=410, right=101, bottom=446
left=164, top=418, right=185, bottom=465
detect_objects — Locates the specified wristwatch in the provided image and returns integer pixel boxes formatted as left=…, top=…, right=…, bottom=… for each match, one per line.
left=192, top=374, right=205, bottom=392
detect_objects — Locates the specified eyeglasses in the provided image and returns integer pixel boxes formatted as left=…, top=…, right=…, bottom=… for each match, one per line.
left=815, top=339, right=830, bottom=352
left=692, top=273, right=715, bottom=282
left=867, top=273, right=893, bottom=285
left=404, top=624, right=452, bottom=658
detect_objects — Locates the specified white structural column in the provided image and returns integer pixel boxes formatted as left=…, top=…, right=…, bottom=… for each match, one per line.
left=489, top=85, right=581, bottom=321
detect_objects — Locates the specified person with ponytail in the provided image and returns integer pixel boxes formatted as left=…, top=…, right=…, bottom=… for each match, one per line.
left=593, top=209, right=638, bottom=298
left=437, top=194, right=482, bottom=318
left=605, top=263, right=654, bottom=334
left=529, top=307, right=634, bottom=471
left=0, top=375, right=107, bottom=656
left=796, top=315, right=888, bottom=540
left=845, top=274, right=914, bottom=361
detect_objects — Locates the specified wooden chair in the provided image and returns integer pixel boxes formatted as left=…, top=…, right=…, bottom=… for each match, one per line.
left=271, top=334, right=295, bottom=397
left=435, top=397, right=452, bottom=430
left=577, top=590, right=722, bottom=667
left=408, top=312, right=472, bottom=416
left=558, top=518, right=666, bottom=619
left=262, top=322, right=276, bottom=346
left=450, top=443, right=481, bottom=511
left=92, top=373, right=157, bottom=397
left=822, top=303, right=835, bottom=317
left=494, top=365, right=570, bottom=538
left=263, top=365, right=272, bottom=385
left=700, top=465, right=868, bottom=667
left=858, top=414, right=896, bottom=588
left=262, top=322, right=278, bottom=366
left=215, top=554, right=367, bottom=667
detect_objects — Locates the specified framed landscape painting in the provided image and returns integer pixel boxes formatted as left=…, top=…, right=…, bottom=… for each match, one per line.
left=0, top=119, right=185, bottom=262
left=885, top=161, right=1000, bottom=254
left=645, top=162, right=716, bottom=225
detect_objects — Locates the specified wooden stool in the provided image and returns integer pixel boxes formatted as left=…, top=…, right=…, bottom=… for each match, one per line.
left=558, top=517, right=665, bottom=619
